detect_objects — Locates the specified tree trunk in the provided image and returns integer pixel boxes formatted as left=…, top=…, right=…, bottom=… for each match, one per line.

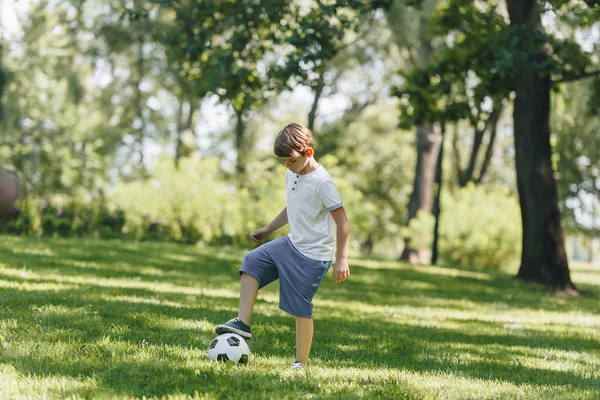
left=175, top=93, right=186, bottom=169
left=234, top=108, right=247, bottom=180
left=400, top=123, right=442, bottom=264
left=134, top=43, right=147, bottom=179
left=431, top=124, right=445, bottom=265
left=399, top=15, right=441, bottom=264
left=476, top=104, right=503, bottom=184
left=0, top=45, right=9, bottom=120
left=591, top=195, right=597, bottom=264
left=175, top=93, right=198, bottom=169
left=507, top=0, right=577, bottom=294
left=456, top=104, right=503, bottom=187
left=308, top=73, right=325, bottom=132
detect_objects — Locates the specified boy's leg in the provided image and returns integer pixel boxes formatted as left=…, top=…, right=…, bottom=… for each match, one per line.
left=215, top=239, right=284, bottom=339
left=214, top=273, right=258, bottom=339
left=238, top=272, right=259, bottom=325
left=295, top=316, right=314, bottom=365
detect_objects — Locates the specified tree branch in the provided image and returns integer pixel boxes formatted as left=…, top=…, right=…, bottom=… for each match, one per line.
left=553, top=69, right=600, bottom=84
left=476, top=103, right=503, bottom=184
left=452, top=126, right=465, bottom=187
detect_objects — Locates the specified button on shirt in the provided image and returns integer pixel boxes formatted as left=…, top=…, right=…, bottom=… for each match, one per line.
left=286, top=164, right=343, bottom=261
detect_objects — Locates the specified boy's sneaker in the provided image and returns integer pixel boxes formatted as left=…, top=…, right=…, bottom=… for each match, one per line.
left=291, top=361, right=304, bottom=369
left=214, top=318, right=252, bottom=340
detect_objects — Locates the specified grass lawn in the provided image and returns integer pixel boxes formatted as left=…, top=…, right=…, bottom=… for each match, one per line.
left=0, top=235, right=599, bottom=399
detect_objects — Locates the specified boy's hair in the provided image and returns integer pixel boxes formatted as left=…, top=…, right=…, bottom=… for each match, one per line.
left=273, top=123, right=314, bottom=157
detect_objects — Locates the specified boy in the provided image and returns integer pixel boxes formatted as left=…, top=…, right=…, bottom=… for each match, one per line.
left=214, top=122, right=350, bottom=369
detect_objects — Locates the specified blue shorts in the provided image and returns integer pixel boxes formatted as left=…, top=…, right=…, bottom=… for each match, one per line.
left=239, top=236, right=332, bottom=318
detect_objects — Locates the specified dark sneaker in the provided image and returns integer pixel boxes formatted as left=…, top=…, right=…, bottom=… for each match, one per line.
left=214, top=318, right=252, bottom=340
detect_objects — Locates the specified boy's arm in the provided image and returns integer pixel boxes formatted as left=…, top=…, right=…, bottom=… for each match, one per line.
left=266, top=207, right=288, bottom=233
left=251, top=207, right=288, bottom=243
left=330, top=206, right=350, bottom=283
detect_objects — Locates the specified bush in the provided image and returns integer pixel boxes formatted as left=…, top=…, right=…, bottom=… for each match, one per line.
left=402, top=210, right=435, bottom=251
left=106, top=155, right=380, bottom=250
left=108, top=156, right=287, bottom=246
left=1, top=196, right=124, bottom=239
left=440, top=184, right=521, bottom=270
left=2, top=196, right=42, bottom=236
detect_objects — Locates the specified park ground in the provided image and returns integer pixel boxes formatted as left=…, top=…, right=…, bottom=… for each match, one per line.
left=0, top=235, right=598, bottom=399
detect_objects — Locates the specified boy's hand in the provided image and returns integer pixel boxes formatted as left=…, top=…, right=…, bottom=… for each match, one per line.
left=250, top=227, right=270, bottom=243
left=333, top=259, right=350, bottom=283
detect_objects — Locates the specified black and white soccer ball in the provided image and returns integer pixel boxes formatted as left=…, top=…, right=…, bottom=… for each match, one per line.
left=208, top=333, right=250, bottom=365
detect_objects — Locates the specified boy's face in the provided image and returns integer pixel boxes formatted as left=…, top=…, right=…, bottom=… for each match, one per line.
left=279, top=148, right=313, bottom=174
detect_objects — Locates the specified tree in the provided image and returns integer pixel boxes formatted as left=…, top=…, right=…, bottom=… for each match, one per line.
left=156, top=0, right=291, bottom=182
left=506, top=0, right=587, bottom=294
left=400, top=0, right=599, bottom=292
left=282, top=0, right=390, bottom=132
left=554, top=80, right=600, bottom=263
left=388, top=0, right=443, bottom=264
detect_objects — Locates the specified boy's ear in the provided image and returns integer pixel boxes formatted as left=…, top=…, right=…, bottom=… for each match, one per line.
left=306, top=147, right=314, bottom=158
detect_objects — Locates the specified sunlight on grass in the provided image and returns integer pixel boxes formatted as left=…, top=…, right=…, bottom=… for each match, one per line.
left=0, top=235, right=599, bottom=399
left=0, top=364, right=100, bottom=399
left=0, top=266, right=240, bottom=298
left=351, top=259, right=493, bottom=281
left=408, top=264, right=493, bottom=280
left=0, top=279, right=79, bottom=292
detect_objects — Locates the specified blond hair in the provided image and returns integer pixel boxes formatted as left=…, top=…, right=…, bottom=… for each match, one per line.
left=273, top=123, right=314, bottom=157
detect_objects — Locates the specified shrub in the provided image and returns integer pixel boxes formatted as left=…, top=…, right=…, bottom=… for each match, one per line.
left=401, top=210, right=436, bottom=251
left=440, top=184, right=521, bottom=270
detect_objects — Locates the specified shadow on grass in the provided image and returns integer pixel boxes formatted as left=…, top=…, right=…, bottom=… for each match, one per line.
left=1, top=236, right=599, bottom=397
left=311, top=315, right=599, bottom=387
left=0, top=238, right=241, bottom=289
left=318, top=263, right=600, bottom=314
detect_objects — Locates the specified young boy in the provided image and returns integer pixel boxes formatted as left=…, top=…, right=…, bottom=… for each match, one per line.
left=214, top=122, right=350, bottom=369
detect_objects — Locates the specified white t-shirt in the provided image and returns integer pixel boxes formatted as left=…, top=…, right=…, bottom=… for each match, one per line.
left=286, top=164, right=343, bottom=261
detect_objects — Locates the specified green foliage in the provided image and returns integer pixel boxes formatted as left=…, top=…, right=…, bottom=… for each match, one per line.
left=2, top=197, right=42, bottom=236
left=440, top=184, right=521, bottom=269
left=395, top=0, right=509, bottom=126
left=108, top=154, right=379, bottom=251
left=553, top=80, right=600, bottom=234
left=317, top=101, right=415, bottom=252
left=402, top=209, right=435, bottom=249
left=281, top=0, right=386, bottom=89
left=109, top=156, right=256, bottom=245
left=1, top=196, right=124, bottom=239
left=0, top=44, right=8, bottom=122
left=396, top=0, right=599, bottom=127
left=157, top=0, right=291, bottom=112
left=1, top=0, right=148, bottom=193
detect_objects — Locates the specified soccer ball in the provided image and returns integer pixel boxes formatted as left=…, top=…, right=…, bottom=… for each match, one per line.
left=208, top=333, right=250, bottom=365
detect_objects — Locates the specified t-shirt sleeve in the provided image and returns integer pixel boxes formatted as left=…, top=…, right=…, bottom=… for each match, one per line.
left=318, top=180, right=343, bottom=212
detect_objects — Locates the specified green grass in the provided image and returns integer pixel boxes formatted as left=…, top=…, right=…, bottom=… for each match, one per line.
left=0, top=235, right=599, bottom=399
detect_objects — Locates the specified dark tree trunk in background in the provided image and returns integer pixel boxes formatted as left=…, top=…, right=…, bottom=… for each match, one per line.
left=507, top=0, right=577, bottom=294
left=399, top=18, right=441, bottom=264
left=455, top=104, right=503, bottom=187
left=134, top=43, right=147, bottom=179
left=400, top=123, right=442, bottom=264
left=475, top=104, right=502, bottom=185
left=308, top=73, right=325, bottom=132
left=431, top=124, right=445, bottom=265
left=175, top=93, right=198, bottom=169
left=0, top=47, right=6, bottom=113
left=234, top=108, right=248, bottom=181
